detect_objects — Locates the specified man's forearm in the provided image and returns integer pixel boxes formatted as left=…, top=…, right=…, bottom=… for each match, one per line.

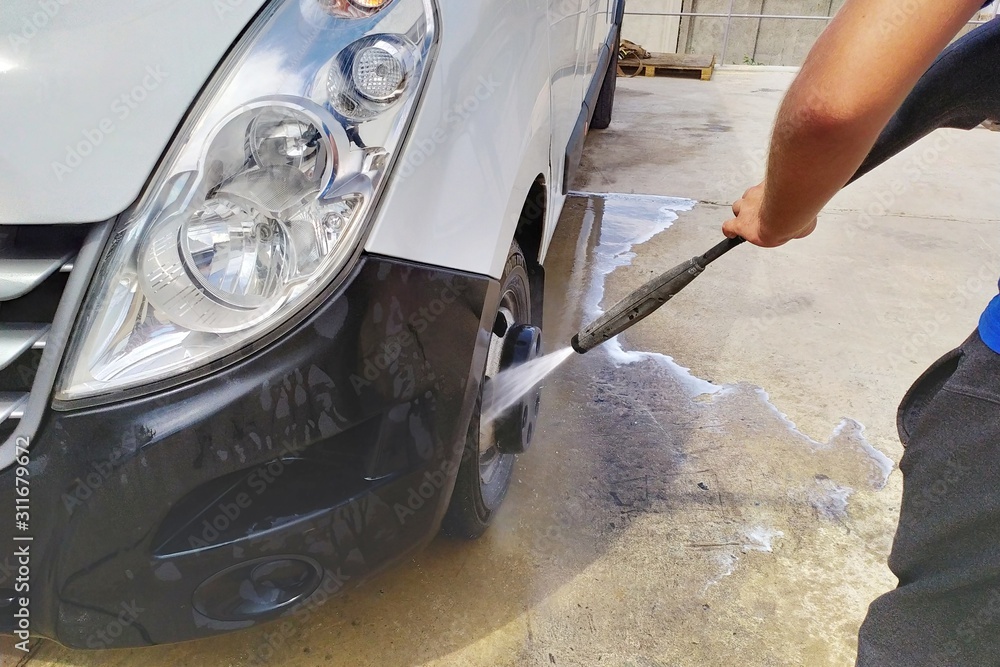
left=757, top=84, right=887, bottom=244
left=754, top=0, right=983, bottom=245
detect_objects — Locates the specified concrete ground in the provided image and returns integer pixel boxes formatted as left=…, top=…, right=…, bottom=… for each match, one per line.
left=10, top=71, right=1000, bottom=666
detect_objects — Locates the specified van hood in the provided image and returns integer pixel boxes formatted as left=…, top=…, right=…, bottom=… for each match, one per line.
left=0, top=0, right=269, bottom=224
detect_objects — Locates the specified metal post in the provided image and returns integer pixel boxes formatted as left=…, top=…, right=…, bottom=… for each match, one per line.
left=719, top=0, right=736, bottom=66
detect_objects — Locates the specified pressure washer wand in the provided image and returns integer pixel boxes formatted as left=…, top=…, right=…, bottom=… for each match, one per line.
left=571, top=236, right=746, bottom=354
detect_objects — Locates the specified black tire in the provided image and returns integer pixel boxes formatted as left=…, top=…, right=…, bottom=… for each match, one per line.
left=441, top=242, right=531, bottom=539
left=591, top=29, right=621, bottom=131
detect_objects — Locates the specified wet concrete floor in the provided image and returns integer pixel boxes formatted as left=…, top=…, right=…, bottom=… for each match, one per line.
left=1, top=197, right=916, bottom=666
left=10, top=71, right=1000, bottom=666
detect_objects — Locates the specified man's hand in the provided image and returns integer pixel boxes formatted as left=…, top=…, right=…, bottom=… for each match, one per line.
left=723, top=182, right=817, bottom=248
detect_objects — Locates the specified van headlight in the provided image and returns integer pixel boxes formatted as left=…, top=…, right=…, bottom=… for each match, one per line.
left=56, top=0, right=436, bottom=403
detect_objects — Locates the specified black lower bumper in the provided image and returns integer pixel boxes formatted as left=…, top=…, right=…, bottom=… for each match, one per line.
left=0, top=254, right=497, bottom=648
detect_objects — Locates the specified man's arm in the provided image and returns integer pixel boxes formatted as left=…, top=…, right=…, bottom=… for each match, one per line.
left=722, top=0, right=984, bottom=247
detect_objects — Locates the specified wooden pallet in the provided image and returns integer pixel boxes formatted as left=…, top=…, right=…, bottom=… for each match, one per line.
left=619, top=53, right=716, bottom=81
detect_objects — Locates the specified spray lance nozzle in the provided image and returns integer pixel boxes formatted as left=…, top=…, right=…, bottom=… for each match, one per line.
left=571, top=236, right=746, bottom=354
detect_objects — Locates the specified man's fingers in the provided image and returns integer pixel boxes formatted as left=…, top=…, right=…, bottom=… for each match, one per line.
left=732, top=199, right=742, bottom=216
left=722, top=218, right=740, bottom=239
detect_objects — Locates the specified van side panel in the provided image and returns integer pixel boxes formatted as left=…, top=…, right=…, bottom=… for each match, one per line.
left=365, top=0, right=620, bottom=279
left=364, top=1, right=554, bottom=279
left=539, top=0, right=622, bottom=264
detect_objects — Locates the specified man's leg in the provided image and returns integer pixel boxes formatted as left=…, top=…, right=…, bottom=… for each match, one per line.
left=858, top=332, right=1000, bottom=666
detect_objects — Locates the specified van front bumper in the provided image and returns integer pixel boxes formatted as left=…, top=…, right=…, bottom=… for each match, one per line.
left=0, top=254, right=496, bottom=648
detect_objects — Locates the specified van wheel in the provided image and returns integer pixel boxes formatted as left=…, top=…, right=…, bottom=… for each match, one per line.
left=442, top=241, right=538, bottom=539
left=591, top=29, right=621, bottom=131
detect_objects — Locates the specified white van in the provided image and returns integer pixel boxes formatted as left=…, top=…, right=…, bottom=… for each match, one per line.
left=0, top=0, right=622, bottom=647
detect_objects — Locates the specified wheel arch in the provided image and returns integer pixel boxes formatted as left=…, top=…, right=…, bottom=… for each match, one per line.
left=513, top=174, right=547, bottom=329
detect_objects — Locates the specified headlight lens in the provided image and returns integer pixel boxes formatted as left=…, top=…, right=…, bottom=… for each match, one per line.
left=353, top=43, right=407, bottom=101
left=56, top=0, right=436, bottom=402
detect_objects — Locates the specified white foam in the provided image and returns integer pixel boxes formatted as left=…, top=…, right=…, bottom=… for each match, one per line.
left=809, top=418, right=895, bottom=489
left=831, top=419, right=894, bottom=489
left=752, top=394, right=896, bottom=488
left=702, top=527, right=784, bottom=592
left=753, top=387, right=814, bottom=441
left=605, top=340, right=722, bottom=397
left=808, top=482, right=855, bottom=521
left=701, top=552, right=739, bottom=593
left=742, top=526, right=784, bottom=553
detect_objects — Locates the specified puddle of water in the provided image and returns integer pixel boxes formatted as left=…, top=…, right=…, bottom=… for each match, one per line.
left=481, top=347, right=576, bottom=425
left=571, top=192, right=893, bottom=482
left=573, top=193, right=894, bottom=536
left=571, top=191, right=722, bottom=397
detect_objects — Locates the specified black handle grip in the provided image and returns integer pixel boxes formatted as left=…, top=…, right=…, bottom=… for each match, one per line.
left=700, top=236, right=746, bottom=264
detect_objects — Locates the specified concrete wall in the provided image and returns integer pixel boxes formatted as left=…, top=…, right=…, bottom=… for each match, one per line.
left=622, top=0, right=683, bottom=54
left=621, top=0, right=845, bottom=66
left=755, top=0, right=846, bottom=64
left=623, top=0, right=996, bottom=67
left=677, top=0, right=844, bottom=66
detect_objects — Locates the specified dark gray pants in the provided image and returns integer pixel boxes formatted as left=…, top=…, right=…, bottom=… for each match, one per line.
left=858, top=331, right=1000, bottom=666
